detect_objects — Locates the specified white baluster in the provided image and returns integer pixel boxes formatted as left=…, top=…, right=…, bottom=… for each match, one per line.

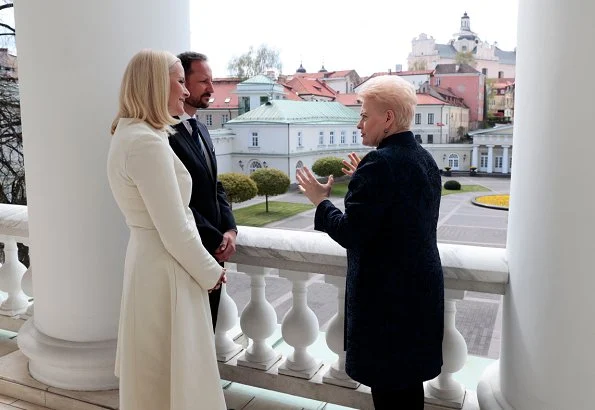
left=215, top=282, right=243, bottom=362
left=236, top=264, right=281, bottom=370
left=322, top=275, right=359, bottom=388
left=278, top=270, right=322, bottom=379
left=0, top=239, right=28, bottom=316
left=427, top=289, right=468, bottom=405
left=20, top=264, right=34, bottom=318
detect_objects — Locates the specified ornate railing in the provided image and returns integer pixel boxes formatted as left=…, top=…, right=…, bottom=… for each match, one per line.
left=0, top=208, right=509, bottom=409
left=0, top=204, right=31, bottom=332
left=216, top=226, right=508, bottom=409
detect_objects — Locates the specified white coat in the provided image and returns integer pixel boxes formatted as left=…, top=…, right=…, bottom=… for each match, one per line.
left=107, top=118, right=226, bottom=410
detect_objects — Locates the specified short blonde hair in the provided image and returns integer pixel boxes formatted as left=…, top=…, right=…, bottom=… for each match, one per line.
left=111, top=49, right=180, bottom=134
left=357, top=75, right=417, bottom=133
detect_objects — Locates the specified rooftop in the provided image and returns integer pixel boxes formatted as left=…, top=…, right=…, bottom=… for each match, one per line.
left=227, top=100, right=359, bottom=124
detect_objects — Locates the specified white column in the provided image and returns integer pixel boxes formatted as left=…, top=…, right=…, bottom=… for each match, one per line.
left=236, top=264, right=281, bottom=370
left=322, top=276, right=359, bottom=389
left=14, top=0, right=190, bottom=390
left=478, top=0, right=595, bottom=408
left=427, top=290, right=467, bottom=406
left=486, top=145, right=494, bottom=174
left=502, top=146, right=510, bottom=174
left=278, top=270, right=322, bottom=379
left=472, top=145, right=479, bottom=168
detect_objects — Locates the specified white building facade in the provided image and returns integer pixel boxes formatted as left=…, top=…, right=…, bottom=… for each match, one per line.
left=469, top=125, right=513, bottom=174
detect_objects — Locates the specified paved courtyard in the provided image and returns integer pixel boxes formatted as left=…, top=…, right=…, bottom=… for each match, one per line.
left=229, top=176, right=510, bottom=360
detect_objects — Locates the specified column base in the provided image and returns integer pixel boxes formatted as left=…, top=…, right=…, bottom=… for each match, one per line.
left=17, top=319, right=118, bottom=391
left=477, top=361, right=515, bottom=410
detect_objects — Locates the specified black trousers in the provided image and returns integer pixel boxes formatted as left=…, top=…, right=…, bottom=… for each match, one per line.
left=371, top=383, right=424, bottom=410
left=208, top=287, right=221, bottom=332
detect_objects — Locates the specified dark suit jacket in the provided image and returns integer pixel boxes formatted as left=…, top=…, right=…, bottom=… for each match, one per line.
left=169, top=120, right=236, bottom=254
left=314, top=131, right=444, bottom=388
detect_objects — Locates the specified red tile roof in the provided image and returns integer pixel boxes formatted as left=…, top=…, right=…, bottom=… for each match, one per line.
left=334, top=93, right=360, bottom=106
left=209, top=78, right=243, bottom=109
left=281, top=84, right=305, bottom=101
left=283, top=77, right=337, bottom=99
left=416, top=94, right=447, bottom=105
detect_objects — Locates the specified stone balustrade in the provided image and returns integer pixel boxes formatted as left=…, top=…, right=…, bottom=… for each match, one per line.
left=0, top=204, right=31, bottom=331
left=216, top=226, right=508, bottom=409
left=0, top=208, right=509, bottom=409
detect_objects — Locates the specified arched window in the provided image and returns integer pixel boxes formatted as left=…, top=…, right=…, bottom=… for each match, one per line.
left=296, top=161, right=304, bottom=169
left=448, top=154, right=460, bottom=170
left=249, top=160, right=262, bottom=174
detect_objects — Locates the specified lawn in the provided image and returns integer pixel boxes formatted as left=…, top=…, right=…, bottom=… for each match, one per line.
left=330, top=180, right=349, bottom=197
left=442, top=184, right=491, bottom=196
left=232, top=201, right=314, bottom=227
left=332, top=180, right=490, bottom=197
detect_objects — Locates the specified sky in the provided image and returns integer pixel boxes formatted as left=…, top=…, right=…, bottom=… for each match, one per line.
left=190, top=0, right=519, bottom=79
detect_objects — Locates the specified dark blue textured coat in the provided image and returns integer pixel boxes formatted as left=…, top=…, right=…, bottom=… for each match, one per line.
left=314, top=131, right=444, bottom=388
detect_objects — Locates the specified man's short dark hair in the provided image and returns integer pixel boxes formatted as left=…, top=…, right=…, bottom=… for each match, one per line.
left=177, top=52, right=208, bottom=76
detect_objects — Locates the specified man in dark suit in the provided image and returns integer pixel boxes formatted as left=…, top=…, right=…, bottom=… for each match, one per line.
left=297, top=75, right=444, bottom=409
left=169, top=52, right=237, bottom=331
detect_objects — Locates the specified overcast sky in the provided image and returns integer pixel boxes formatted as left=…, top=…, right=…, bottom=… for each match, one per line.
left=190, top=0, right=519, bottom=78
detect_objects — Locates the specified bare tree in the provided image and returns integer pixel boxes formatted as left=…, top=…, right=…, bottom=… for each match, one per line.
left=227, top=44, right=282, bottom=80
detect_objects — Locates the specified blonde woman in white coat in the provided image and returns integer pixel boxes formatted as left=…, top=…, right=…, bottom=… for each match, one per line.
left=107, top=49, right=227, bottom=410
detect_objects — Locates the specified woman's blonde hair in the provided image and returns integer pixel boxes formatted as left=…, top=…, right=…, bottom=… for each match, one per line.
left=357, top=75, right=417, bottom=133
left=110, top=49, right=180, bottom=134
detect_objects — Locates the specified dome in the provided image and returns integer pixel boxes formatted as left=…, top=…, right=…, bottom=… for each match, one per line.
left=296, top=63, right=306, bottom=73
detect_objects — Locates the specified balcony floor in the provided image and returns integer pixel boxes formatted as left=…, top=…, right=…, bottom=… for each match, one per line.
left=0, top=328, right=488, bottom=410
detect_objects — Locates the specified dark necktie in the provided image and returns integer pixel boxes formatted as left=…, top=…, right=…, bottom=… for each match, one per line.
left=185, top=118, right=213, bottom=175
left=186, top=117, right=200, bottom=145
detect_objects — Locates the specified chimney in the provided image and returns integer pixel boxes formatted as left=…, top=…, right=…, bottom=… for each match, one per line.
left=388, top=68, right=392, bottom=75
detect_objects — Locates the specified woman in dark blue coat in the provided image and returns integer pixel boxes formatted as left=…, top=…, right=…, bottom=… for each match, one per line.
left=297, top=75, right=444, bottom=409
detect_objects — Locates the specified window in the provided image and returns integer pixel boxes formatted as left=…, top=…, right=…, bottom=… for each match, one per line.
left=260, top=96, right=269, bottom=105
left=319, top=131, right=325, bottom=145
left=414, top=134, right=422, bottom=144
left=415, top=113, right=421, bottom=124
left=352, top=130, right=358, bottom=144
left=224, top=97, right=231, bottom=104
left=462, top=45, right=467, bottom=51
left=427, top=113, right=434, bottom=124
left=221, top=114, right=229, bottom=125
left=448, top=154, right=460, bottom=170
left=435, top=78, right=441, bottom=86
left=480, top=154, right=489, bottom=168
left=208, top=97, right=215, bottom=104
left=495, top=156, right=503, bottom=169
left=240, top=96, right=250, bottom=114
left=329, top=131, right=335, bottom=144
left=427, top=134, right=434, bottom=144
left=206, top=114, right=213, bottom=126
left=249, top=160, right=262, bottom=174
left=251, top=132, right=259, bottom=147
left=297, top=132, right=303, bottom=148
left=340, top=131, right=346, bottom=144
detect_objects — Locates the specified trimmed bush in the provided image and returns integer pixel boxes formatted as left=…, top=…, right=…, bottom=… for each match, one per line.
left=250, top=168, right=291, bottom=212
left=219, top=173, right=258, bottom=209
left=444, top=180, right=461, bottom=190
left=312, top=156, right=344, bottom=177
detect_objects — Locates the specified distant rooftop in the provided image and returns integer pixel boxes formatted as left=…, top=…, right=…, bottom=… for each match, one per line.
left=227, top=100, right=359, bottom=125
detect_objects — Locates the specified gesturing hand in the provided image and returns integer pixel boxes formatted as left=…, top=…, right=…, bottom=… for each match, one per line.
left=342, top=152, right=361, bottom=176
left=296, top=166, right=334, bottom=206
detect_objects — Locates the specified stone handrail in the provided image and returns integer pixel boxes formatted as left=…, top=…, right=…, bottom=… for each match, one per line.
left=232, top=225, right=509, bottom=294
